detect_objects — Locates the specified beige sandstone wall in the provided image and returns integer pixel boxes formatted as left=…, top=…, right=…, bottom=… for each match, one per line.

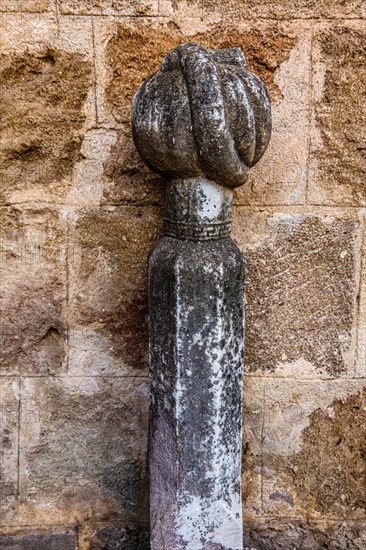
left=0, top=0, right=365, bottom=548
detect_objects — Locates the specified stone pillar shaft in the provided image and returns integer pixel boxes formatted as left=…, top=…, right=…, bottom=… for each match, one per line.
left=149, top=178, right=245, bottom=549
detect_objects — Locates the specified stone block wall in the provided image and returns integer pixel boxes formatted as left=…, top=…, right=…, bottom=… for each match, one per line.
left=0, top=1, right=365, bottom=548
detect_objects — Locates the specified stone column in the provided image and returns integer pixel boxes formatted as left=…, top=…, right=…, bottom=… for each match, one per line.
left=132, top=43, right=271, bottom=550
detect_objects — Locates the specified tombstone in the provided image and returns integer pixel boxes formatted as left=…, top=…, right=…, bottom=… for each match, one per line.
left=132, top=42, right=272, bottom=550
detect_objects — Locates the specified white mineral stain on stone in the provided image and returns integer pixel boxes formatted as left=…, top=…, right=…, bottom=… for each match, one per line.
left=267, top=213, right=306, bottom=229
left=175, top=257, right=184, bottom=425
left=196, top=180, right=230, bottom=221
left=12, top=380, right=20, bottom=398
left=177, top=494, right=243, bottom=549
left=204, top=262, right=226, bottom=485
left=68, top=327, right=118, bottom=376
left=174, top=259, right=243, bottom=548
left=62, top=376, right=99, bottom=396
left=272, top=357, right=324, bottom=378
left=325, top=404, right=336, bottom=418
left=153, top=118, right=159, bottom=134
left=245, top=74, right=265, bottom=103
left=65, top=129, right=118, bottom=204
left=80, top=129, right=117, bottom=162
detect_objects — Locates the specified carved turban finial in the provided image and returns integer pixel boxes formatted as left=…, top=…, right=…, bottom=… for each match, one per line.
left=132, top=42, right=271, bottom=189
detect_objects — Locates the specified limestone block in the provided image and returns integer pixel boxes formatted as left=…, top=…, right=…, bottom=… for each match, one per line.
left=0, top=379, right=19, bottom=523
left=170, top=0, right=365, bottom=19
left=59, top=0, right=163, bottom=16
left=0, top=13, right=58, bottom=54
left=0, top=0, right=51, bottom=12
left=92, top=17, right=178, bottom=203
left=242, top=377, right=264, bottom=516
left=68, top=206, right=162, bottom=375
left=0, top=14, right=95, bottom=205
left=66, top=129, right=118, bottom=206
left=16, top=376, right=148, bottom=526
left=102, top=128, right=166, bottom=207
left=308, top=22, right=366, bottom=206
left=86, top=524, right=149, bottom=549
left=92, top=17, right=168, bottom=203
left=233, top=208, right=360, bottom=377
left=90, top=17, right=117, bottom=129
left=236, top=22, right=311, bottom=206
left=357, top=211, right=366, bottom=377
left=54, top=15, right=95, bottom=58
left=244, top=377, right=366, bottom=522
left=0, top=530, right=77, bottom=550
left=0, top=207, right=67, bottom=376
left=243, top=519, right=366, bottom=550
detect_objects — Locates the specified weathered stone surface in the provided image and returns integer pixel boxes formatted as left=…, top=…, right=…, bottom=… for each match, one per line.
left=235, top=23, right=311, bottom=206
left=0, top=379, right=19, bottom=522
left=68, top=207, right=161, bottom=375
left=89, top=525, right=149, bottom=549
left=102, top=128, right=165, bottom=206
left=0, top=530, right=77, bottom=549
left=0, top=207, right=67, bottom=375
left=0, top=12, right=58, bottom=55
left=67, top=129, right=117, bottom=206
left=233, top=211, right=359, bottom=376
left=59, top=0, right=159, bottom=16
left=0, top=14, right=58, bottom=52
left=0, top=47, right=93, bottom=204
left=241, top=379, right=263, bottom=517
left=243, top=519, right=366, bottom=550
left=309, top=23, right=366, bottom=206
left=288, top=387, right=366, bottom=518
left=0, top=13, right=95, bottom=75
left=172, top=0, right=364, bottom=18
left=17, top=376, right=148, bottom=526
left=357, top=213, right=366, bottom=377
left=0, top=0, right=50, bottom=11
left=243, top=377, right=366, bottom=522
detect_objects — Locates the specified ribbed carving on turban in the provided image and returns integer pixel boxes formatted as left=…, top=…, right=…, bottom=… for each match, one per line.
left=132, top=42, right=271, bottom=189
